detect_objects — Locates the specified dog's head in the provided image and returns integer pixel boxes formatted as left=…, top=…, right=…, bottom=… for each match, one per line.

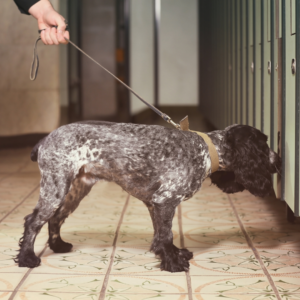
left=210, top=125, right=281, bottom=197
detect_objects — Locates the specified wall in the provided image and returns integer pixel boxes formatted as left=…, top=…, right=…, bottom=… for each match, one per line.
left=0, top=0, right=68, bottom=136
left=130, top=0, right=154, bottom=115
left=129, top=0, right=198, bottom=115
left=81, top=0, right=117, bottom=119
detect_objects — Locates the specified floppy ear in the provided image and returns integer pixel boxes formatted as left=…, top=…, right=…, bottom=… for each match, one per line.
left=210, top=171, right=245, bottom=194
left=223, top=125, right=274, bottom=198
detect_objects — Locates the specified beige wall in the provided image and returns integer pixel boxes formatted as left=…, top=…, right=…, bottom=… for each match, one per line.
left=0, top=0, right=68, bottom=136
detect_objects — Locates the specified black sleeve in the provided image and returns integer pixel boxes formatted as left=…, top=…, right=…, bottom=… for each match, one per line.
left=14, top=0, right=40, bottom=15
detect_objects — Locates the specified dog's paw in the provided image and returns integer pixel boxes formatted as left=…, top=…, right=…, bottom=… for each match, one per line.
left=178, top=248, right=193, bottom=261
left=15, top=251, right=41, bottom=268
left=159, top=245, right=193, bottom=273
left=49, top=236, right=73, bottom=253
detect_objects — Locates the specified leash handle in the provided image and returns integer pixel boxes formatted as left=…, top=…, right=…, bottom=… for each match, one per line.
left=30, top=37, right=41, bottom=81
left=30, top=26, right=180, bottom=129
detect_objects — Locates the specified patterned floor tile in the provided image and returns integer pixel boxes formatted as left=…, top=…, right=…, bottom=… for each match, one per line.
left=32, top=247, right=112, bottom=275
left=0, top=292, right=12, bottom=300
left=181, top=207, right=239, bottom=225
left=189, top=248, right=300, bottom=276
left=192, top=275, right=271, bottom=294
left=0, top=272, right=26, bottom=290
left=194, top=293, right=283, bottom=300
left=244, top=225, right=300, bottom=248
left=114, top=247, right=155, bottom=261
left=19, top=274, right=105, bottom=293
left=106, top=275, right=188, bottom=294
left=182, top=224, right=250, bottom=248
left=14, top=292, right=99, bottom=300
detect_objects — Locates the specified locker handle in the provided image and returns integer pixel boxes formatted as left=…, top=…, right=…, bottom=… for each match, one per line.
left=291, top=59, right=296, bottom=75
left=268, top=61, right=271, bottom=74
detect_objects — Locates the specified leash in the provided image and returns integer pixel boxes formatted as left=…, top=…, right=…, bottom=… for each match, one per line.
left=30, top=26, right=180, bottom=129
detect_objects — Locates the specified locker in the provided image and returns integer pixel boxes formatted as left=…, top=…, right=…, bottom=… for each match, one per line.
left=263, top=0, right=272, bottom=146
left=254, top=0, right=262, bottom=130
left=282, top=0, right=296, bottom=212
left=248, top=0, right=254, bottom=127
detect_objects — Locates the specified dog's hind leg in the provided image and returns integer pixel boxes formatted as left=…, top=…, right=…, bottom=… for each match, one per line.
left=15, top=172, right=71, bottom=268
left=150, top=198, right=193, bottom=272
left=48, top=173, right=96, bottom=253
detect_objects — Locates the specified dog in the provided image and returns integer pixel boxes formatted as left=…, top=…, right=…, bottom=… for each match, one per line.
left=15, top=121, right=281, bottom=272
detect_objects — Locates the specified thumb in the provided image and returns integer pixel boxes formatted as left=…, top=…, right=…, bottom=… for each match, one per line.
left=57, top=18, right=68, bottom=44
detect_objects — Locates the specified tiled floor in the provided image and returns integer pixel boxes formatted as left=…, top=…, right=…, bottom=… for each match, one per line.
left=0, top=148, right=300, bottom=300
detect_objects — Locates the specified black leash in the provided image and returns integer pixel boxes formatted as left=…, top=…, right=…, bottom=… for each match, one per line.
left=31, top=26, right=180, bottom=129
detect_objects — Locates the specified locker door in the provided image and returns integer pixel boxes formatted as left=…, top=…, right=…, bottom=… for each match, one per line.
left=271, top=0, right=279, bottom=197
left=295, top=0, right=300, bottom=216
left=248, top=0, right=254, bottom=126
left=232, top=0, right=237, bottom=124
left=242, top=0, right=247, bottom=124
left=282, top=0, right=296, bottom=212
left=228, top=0, right=233, bottom=125
left=236, top=0, right=241, bottom=124
left=263, top=0, right=271, bottom=146
left=254, top=0, right=262, bottom=129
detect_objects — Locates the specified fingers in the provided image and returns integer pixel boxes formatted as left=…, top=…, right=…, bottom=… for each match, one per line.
left=41, top=28, right=53, bottom=45
left=40, top=26, right=68, bottom=45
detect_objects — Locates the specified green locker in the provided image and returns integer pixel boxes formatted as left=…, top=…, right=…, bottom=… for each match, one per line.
left=248, top=0, right=254, bottom=127
left=282, top=0, right=296, bottom=212
left=242, top=0, right=247, bottom=125
left=254, top=0, right=262, bottom=130
left=236, top=0, right=241, bottom=124
left=263, top=0, right=271, bottom=146
left=232, top=0, right=237, bottom=124
left=271, top=0, right=279, bottom=197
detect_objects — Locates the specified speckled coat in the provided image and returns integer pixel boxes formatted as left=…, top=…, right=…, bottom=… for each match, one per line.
left=15, top=121, right=280, bottom=272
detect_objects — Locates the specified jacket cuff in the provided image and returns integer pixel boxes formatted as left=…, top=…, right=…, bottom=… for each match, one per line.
left=14, top=0, right=40, bottom=15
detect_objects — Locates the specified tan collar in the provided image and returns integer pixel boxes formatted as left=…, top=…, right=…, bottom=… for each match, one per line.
left=180, top=116, right=220, bottom=173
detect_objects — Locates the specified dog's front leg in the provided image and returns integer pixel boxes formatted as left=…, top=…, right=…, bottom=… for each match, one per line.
left=150, top=199, right=193, bottom=272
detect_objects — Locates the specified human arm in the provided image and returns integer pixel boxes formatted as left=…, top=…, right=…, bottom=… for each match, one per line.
left=14, top=0, right=69, bottom=45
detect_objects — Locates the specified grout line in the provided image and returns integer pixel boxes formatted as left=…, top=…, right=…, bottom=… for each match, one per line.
left=227, top=195, right=282, bottom=300
left=0, top=184, right=40, bottom=224
left=8, top=244, right=48, bottom=300
left=178, top=204, right=193, bottom=300
left=98, top=194, right=130, bottom=300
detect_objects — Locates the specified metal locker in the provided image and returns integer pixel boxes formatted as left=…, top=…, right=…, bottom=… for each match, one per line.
left=242, top=0, right=247, bottom=125
left=282, top=0, right=296, bottom=213
left=232, top=0, right=237, bottom=124
left=263, top=0, right=272, bottom=146
left=254, top=0, right=262, bottom=130
left=236, top=0, right=241, bottom=124
left=248, top=0, right=254, bottom=127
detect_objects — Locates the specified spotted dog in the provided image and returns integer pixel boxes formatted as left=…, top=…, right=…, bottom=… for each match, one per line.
left=15, top=121, right=281, bottom=272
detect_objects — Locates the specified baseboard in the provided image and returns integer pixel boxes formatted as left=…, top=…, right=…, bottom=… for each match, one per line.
left=0, top=133, right=48, bottom=149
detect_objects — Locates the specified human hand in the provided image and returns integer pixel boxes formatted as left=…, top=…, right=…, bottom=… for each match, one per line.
left=29, top=0, right=69, bottom=45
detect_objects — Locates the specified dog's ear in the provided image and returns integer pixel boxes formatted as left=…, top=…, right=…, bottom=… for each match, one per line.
left=210, top=171, right=245, bottom=194
left=223, top=125, right=275, bottom=198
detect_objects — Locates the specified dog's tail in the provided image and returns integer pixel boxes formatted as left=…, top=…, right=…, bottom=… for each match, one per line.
left=30, top=136, right=48, bottom=162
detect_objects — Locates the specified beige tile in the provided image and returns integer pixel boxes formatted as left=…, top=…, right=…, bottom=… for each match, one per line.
left=192, top=275, right=270, bottom=294
left=244, top=225, right=300, bottom=248
left=106, top=275, right=188, bottom=293
left=181, top=207, right=238, bottom=225
left=182, top=224, right=250, bottom=248
left=0, top=272, right=26, bottom=291
left=190, top=248, right=300, bottom=276
left=193, top=293, right=280, bottom=300
left=19, top=274, right=105, bottom=293
left=0, top=292, right=12, bottom=300
left=14, top=292, right=188, bottom=300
